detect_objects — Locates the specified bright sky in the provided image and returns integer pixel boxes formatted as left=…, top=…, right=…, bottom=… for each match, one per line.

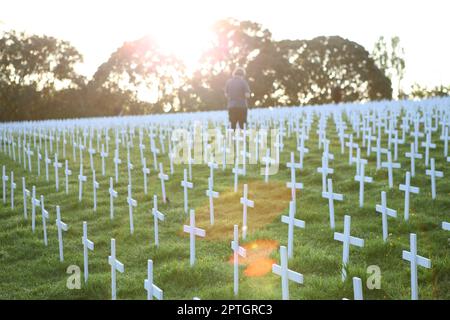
left=2, top=0, right=450, bottom=90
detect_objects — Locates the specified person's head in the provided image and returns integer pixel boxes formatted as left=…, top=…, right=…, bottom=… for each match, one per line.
left=232, top=67, right=246, bottom=78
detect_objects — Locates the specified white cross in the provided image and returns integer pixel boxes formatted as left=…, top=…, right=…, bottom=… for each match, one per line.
left=22, top=177, right=30, bottom=219
left=281, top=201, right=305, bottom=259
left=78, top=163, right=87, bottom=202
left=100, top=144, right=108, bottom=176
left=36, top=147, right=41, bottom=176
left=231, top=224, right=246, bottom=296
left=55, top=205, right=68, bottom=261
left=352, top=277, right=363, bottom=300
left=127, top=147, right=133, bottom=186
left=26, top=144, right=34, bottom=172
left=425, top=158, right=443, bottom=199
left=181, top=168, right=194, bottom=214
left=375, top=191, right=397, bottom=242
left=402, top=233, right=431, bottom=300
left=345, top=134, right=358, bottom=165
left=261, top=149, right=275, bottom=183
left=354, top=162, right=373, bottom=207
left=232, top=158, right=244, bottom=193
left=44, top=147, right=51, bottom=181
left=152, top=195, right=165, bottom=247
left=381, top=150, right=401, bottom=188
left=334, top=215, right=364, bottom=281
left=442, top=221, right=450, bottom=231
left=286, top=152, right=303, bottom=201
left=52, top=154, right=62, bottom=192
left=40, top=195, right=49, bottom=246
left=127, top=184, right=137, bottom=234
left=421, top=131, right=436, bottom=167
left=207, top=161, right=219, bottom=185
left=2, top=165, right=8, bottom=204
left=351, top=148, right=367, bottom=176
left=64, top=160, right=72, bottom=194
left=317, top=154, right=333, bottom=193
left=240, top=184, right=254, bottom=240
left=371, top=137, right=388, bottom=170
left=10, top=171, right=16, bottom=209
left=399, top=171, right=419, bottom=221
left=82, top=221, right=94, bottom=283
left=322, top=178, right=343, bottom=229
left=88, top=140, right=96, bottom=170
left=183, top=209, right=206, bottom=266
left=113, top=149, right=121, bottom=183
left=109, top=177, right=118, bottom=220
left=206, top=177, right=219, bottom=225
left=150, top=139, right=160, bottom=171
left=108, top=238, right=124, bottom=300
left=144, top=260, right=163, bottom=300
left=142, top=158, right=150, bottom=195
left=31, top=186, right=40, bottom=232
left=272, top=245, right=303, bottom=300
left=405, top=142, right=422, bottom=177
left=92, top=170, right=99, bottom=212
left=297, top=134, right=309, bottom=168
left=158, top=163, right=169, bottom=203
left=440, top=126, right=448, bottom=157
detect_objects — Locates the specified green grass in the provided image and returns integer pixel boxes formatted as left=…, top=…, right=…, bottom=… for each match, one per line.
left=0, top=118, right=449, bottom=300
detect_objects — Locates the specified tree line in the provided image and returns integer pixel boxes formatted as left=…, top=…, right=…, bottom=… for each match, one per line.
left=0, top=18, right=445, bottom=122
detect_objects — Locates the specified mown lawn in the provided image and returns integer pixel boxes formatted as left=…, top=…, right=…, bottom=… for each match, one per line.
left=0, top=116, right=449, bottom=300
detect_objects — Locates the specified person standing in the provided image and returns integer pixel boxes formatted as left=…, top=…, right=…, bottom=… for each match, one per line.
left=225, top=67, right=251, bottom=129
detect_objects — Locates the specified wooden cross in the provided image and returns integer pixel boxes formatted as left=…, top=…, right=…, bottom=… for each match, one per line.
left=240, top=184, right=254, bottom=239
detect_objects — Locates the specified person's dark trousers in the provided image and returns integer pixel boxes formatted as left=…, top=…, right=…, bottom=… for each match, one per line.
left=228, top=107, right=247, bottom=129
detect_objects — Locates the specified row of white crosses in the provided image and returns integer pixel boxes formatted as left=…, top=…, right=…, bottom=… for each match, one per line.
left=0, top=98, right=446, bottom=300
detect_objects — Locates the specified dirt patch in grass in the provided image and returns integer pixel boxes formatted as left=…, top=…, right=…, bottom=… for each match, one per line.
left=194, top=180, right=291, bottom=241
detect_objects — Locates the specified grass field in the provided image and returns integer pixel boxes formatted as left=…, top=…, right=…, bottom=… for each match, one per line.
left=0, top=117, right=449, bottom=300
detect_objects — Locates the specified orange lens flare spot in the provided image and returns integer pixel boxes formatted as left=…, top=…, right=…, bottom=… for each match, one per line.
left=228, top=239, right=278, bottom=277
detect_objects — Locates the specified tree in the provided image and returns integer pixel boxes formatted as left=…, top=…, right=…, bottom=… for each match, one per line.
left=371, top=36, right=405, bottom=99
left=188, top=18, right=280, bottom=110
left=90, top=35, right=187, bottom=114
left=0, top=30, right=84, bottom=121
left=274, top=36, right=392, bottom=105
left=409, top=83, right=450, bottom=99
